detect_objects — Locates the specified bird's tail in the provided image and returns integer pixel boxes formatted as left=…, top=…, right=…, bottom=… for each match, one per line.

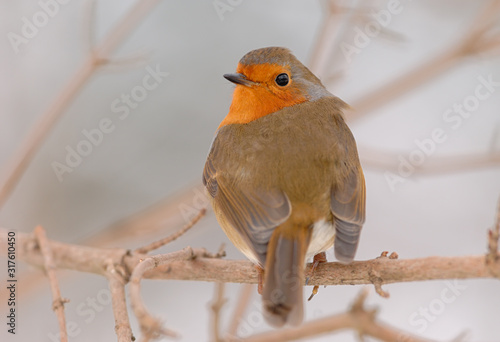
left=262, top=221, right=311, bottom=327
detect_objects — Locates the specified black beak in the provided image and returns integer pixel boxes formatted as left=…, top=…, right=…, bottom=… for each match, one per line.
left=223, top=73, right=255, bottom=87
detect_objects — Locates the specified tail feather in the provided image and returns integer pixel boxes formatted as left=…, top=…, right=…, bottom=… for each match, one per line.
left=262, top=226, right=310, bottom=327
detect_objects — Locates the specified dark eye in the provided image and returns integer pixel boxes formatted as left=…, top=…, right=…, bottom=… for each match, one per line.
left=275, top=73, right=289, bottom=86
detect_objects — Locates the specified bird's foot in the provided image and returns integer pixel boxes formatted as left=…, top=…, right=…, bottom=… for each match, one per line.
left=308, top=286, right=320, bottom=301
left=255, top=265, right=264, bottom=295
left=306, top=252, right=327, bottom=301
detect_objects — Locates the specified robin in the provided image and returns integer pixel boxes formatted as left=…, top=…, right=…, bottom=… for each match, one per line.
left=203, top=47, right=365, bottom=327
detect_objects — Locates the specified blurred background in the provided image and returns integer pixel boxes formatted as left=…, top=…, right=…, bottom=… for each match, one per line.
left=1, top=0, right=500, bottom=341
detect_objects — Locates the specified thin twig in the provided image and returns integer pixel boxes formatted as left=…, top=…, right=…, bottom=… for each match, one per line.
left=84, top=183, right=208, bottom=248
left=487, top=198, right=500, bottom=271
left=105, top=261, right=135, bottom=342
left=34, top=226, right=69, bottom=342
left=135, top=208, right=206, bottom=254
left=226, top=284, right=254, bottom=340
left=210, top=282, right=227, bottom=342
left=130, top=247, right=215, bottom=341
left=129, top=247, right=226, bottom=341
left=0, top=0, right=163, bottom=210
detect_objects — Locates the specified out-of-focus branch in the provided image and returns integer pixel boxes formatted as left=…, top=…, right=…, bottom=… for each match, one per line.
left=309, top=1, right=404, bottom=81
left=348, top=0, right=500, bottom=122
left=85, top=183, right=208, bottom=248
left=359, top=148, right=500, bottom=175
left=308, top=0, right=344, bottom=77
left=487, top=199, right=500, bottom=276
left=34, top=226, right=69, bottom=342
left=226, top=284, right=254, bottom=340
left=0, top=0, right=163, bottom=210
left=239, top=289, right=432, bottom=342
left=350, top=46, right=458, bottom=120
left=210, top=282, right=228, bottom=342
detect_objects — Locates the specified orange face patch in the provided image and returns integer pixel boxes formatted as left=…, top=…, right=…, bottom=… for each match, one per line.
left=219, top=63, right=307, bottom=128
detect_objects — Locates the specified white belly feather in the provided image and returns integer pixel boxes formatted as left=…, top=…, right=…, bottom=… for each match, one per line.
left=306, top=219, right=335, bottom=260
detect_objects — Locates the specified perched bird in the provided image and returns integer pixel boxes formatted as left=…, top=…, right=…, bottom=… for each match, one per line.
left=203, top=47, right=365, bottom=327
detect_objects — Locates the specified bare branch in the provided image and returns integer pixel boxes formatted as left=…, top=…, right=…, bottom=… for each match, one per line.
left=129, top=247, right=226, bottom=341
left=210, top=282, right=228, bottom=342
left=4, top=228, right=499, bottom=288
left=0, top=0, right=163, bottom=210
left=129, top=249, right=198, bottom=341
left=149, top=253, right=500, bottom=286
left=105, top=261, right=135, bottom=342
left=135, top=207, right=206, bottom=254
left=34, top=226, right=69, bottom=342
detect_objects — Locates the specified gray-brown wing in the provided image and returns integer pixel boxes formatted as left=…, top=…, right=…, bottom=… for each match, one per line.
left=331, top=164, right=366, bottom=263
left=203, top=151, right=291, bottom=265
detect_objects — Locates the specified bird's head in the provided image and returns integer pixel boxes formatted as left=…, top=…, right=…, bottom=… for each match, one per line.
left=219, top=47, right=331, bottom=128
